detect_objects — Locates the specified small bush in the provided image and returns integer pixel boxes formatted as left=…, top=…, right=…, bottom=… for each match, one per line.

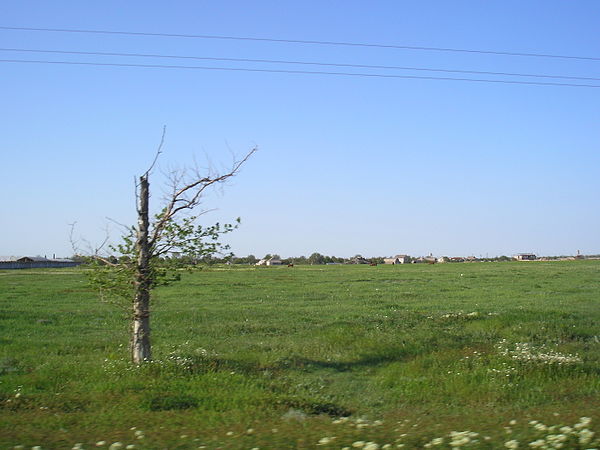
left=145, top=393, right=199, bottom=411
left=278, top=398, right=353, bottom=416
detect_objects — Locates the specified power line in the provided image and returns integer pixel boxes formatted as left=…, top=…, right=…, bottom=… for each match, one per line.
left=1, top=25, right=599, bottom=62
left=2, top=47, right=599, bottom=82
left=2, top=58, right=600, bottom=88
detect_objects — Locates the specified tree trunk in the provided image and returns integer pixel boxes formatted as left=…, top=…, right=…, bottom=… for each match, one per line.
left=132, top=174, right=152, bottom=364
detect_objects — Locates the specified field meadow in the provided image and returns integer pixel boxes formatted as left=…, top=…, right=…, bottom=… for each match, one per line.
left=1, top=260, right=599, bottom=449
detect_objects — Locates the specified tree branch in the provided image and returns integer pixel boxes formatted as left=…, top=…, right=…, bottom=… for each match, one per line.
left=89, top=254, right=120, bottom=267
left=144, top=125, right=166, bottom=178
left=68, top=221, right=80, bottom=256
left=106, top=216, right=132, bottom=233
left=148, top=146, right=257, bottom=251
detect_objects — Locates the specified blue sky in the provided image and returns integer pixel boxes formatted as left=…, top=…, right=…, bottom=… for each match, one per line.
left=1, top=1, right=599, bottom=258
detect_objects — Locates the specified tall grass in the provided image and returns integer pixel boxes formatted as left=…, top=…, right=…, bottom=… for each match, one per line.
left=0, top=261, right=598, bottom=448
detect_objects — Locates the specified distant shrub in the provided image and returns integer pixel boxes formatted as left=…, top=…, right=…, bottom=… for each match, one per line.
left=278, top=398, right=352, bottom=417
left=0, top=357, right=21, bottom=375
left=145, top=393, right=199, bottom=411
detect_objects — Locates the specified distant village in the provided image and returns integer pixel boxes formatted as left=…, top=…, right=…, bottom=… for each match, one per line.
left=0, top=251, right=596, bottom=270
left=252, top=251, right=593, bottom=267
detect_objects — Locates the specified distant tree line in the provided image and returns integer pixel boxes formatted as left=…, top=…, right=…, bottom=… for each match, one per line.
left=76, top=252, right=549, bottom=267
left=232, top=253, right=375, bottom=265
left=227, top=252, right=347, bottom=265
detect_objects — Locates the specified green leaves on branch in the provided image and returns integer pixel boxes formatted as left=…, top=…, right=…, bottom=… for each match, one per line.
left=86, top=211, right=240, bottom=309
left=155, top=213, right=240, bottom=261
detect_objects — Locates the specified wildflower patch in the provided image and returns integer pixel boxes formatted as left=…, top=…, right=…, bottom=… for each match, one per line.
left=496, top=339, right=582, bottom=365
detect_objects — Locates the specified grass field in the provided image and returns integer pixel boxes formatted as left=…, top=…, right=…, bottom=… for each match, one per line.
left=1, top=261, right=599, bottom=449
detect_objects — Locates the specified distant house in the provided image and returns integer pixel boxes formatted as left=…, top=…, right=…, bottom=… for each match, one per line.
left=256, top=257, right=283, bottom=266
left=384, top=254, right=411, bottom=264
left=412, top=253, right=436, bottom=264
left=437, top=256, right=449, bottom=263
left=0, top=256, right=19, bottom=263
left=412, top=257, right=436, bottom=264
left=514, top=253, right=536, bottom=261
left=17, top=256, right=48, bottom=263
left=449, top=257, right=465, bottom=263
left=348, top=256, right=370, bottom=265
left=0, top=256, right=81, bottom=270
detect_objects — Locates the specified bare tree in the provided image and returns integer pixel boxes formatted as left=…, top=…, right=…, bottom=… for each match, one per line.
left=84, top=131, right=256, bottom=364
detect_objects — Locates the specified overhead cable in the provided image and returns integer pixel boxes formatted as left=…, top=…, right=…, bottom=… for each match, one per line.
left=2, top=58, right=600, bottom=88
left=2, top=47, right=598, bottom=82
left=1, top=26, right=599, bottom=62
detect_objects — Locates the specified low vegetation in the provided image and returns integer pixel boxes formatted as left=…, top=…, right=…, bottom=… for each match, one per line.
left=1, top=260, right=598, bottom=448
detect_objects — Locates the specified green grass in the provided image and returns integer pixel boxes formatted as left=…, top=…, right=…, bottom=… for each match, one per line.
left=0, top=261, right=599, bottom=449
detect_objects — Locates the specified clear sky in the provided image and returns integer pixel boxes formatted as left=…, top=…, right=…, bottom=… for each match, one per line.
left=1, top=1, right=599, bottom=259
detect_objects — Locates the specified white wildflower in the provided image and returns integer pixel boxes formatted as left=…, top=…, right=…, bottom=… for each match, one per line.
left=108, top=443, right=123, bottom=450
left=424, top=437, right=444, bottom=447
left=574, top=417, right=592, bottom=429
left=546, top=434, right=567, bottom=443
left=317, top=437, right=336, bottom=445
left=578, top=428, right=594, bottom=445
left=505, top=440, right=519, bottom=449
left=449, top=430, right=477, bottom=447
